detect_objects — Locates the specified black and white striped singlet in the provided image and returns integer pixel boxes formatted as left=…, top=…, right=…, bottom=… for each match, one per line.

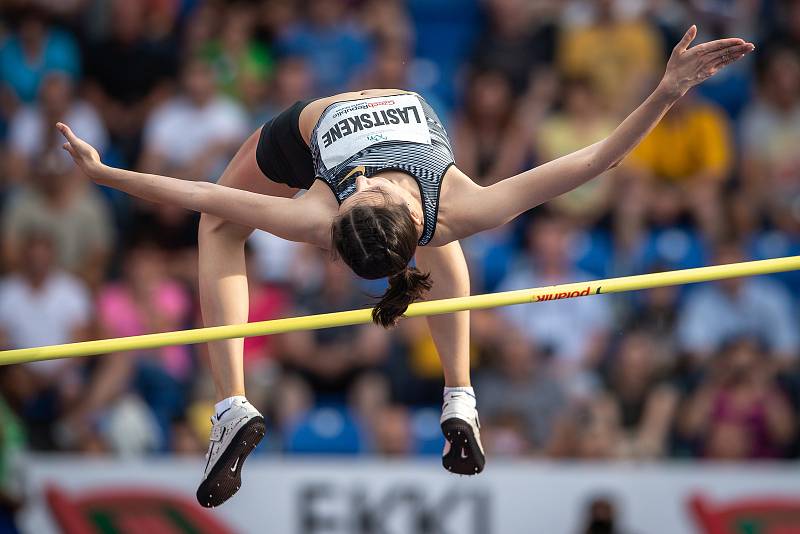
left=310, top=93, right=454, bottom=246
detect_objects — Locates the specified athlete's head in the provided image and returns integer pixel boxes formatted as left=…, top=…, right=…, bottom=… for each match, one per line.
left=331, top=175, right=431, bottom=328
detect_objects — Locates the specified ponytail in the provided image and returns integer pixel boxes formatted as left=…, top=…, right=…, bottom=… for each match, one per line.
left=331, top=202, right=432, bottom=328
left=372, top=266, right=432, bottom=327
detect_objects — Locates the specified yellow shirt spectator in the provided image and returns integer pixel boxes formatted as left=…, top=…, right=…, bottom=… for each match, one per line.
left=558, top=19, right=663, bottom=110
left=628, top=101, right=733, bottom=182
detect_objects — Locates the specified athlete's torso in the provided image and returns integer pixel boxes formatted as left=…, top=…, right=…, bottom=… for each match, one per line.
left=298, top=90, right=455, bottom=246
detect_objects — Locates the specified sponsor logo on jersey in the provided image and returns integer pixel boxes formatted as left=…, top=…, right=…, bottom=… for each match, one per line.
left=331, top=99, right=396, bottom=119
left=321, top=106, right=423, bottom=148
left=338, top=165, right=366, bottom=187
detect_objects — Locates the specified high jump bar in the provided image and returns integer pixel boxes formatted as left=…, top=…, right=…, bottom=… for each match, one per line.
left=2, top=255, right=799, bottom=366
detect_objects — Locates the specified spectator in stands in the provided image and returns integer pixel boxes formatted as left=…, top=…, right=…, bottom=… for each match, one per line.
left=747, top=199, right=800, bottom=296
left=626, top=271, right=682, bottom=354
left=200, top=3, right=274, bottom=101
left=757, top=0, right=800, bottom=57
left=471, top=0, right=559, bottom=95
left=6, top=72, right=107, bottom=184
left=182, top=1, right=220, bottom=58
left=535, top=76, right=617, bottom=224
left=276, top=0, right=370, bottom=94
left=139, top=57, right=248, bottom=181
left=549, top=396, right=620, bottom=459
left=279, top=257, right=390, bottom=405
left=581, top=496, right=623, bottom=534
left=0, top=228, right=90, bottom=356
left=60, top=241, right=192, bottom=452
left=371, top=404, right=413, bottom=456
left=616, top=176, right=709, bottom=274
left=356, top=41, right=446, bottom=115
left=475, top=328, right=566, bottom=454
left=84, top=0, right=177, bottom=165
left=359, top=0, right=414, bottom=49
left=497, top=213, right=612, bottom=391
left=1, top=148, right=113, bottom=288
left=0, top=230, right=91, bottom=449
left=740, top=48, right=800, bottom=218
left=253, top=0, right=300, bottom=43
left=557, top=0, right=663, bottom=111
left=0, top=392, right=25, bottom=533
left=0, top=7, right=80, bottom=108
left=622, top=91, right=733, bottom=240
left=170, top=416, right=205, bottom=455
left=677, top=336, right=796, bottom=459
left=677, top=240, right=800, bottom=363
left=451, top=69, right=530, bottom=185
left=246, top=56, right=315, bottom=128
left=601, top=331, right=677, bottom=459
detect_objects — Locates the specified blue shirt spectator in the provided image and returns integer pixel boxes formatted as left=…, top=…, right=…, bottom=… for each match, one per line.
left=677, top=243, right=800, bottom=361
left=0, top=13, right=79, bottom=104
left=276, top=0, right=370, bottom=94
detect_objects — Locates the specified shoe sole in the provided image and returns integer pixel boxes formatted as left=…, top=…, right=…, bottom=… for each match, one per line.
left=197, top=416, right=266, bottom=508
left=441, top=418, right=485, bottom=475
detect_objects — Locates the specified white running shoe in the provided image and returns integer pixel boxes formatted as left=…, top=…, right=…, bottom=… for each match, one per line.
left=441, top=391, right=485, bottom=475
left=197, top=398, right=265, bottom=508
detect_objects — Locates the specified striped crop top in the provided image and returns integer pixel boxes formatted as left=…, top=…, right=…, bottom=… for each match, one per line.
left=310, top=93, right=454, bottom=246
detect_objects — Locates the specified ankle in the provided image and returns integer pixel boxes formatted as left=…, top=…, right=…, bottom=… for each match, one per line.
left=214, top=395, right=248, bottom=417
left=443, top=386, right=476, bottom=408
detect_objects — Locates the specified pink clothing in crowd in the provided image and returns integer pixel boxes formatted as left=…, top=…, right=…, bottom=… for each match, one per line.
left=98, top=281, right=192, bottom=380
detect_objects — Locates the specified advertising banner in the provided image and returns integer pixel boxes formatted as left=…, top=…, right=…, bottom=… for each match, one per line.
left=19, top=457, right=800, bottom=534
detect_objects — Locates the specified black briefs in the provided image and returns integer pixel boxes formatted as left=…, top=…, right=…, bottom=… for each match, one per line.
left=255, top=100, right=316, bottom=190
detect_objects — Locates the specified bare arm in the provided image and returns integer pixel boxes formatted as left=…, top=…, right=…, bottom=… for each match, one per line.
left=449, top=26, right=753, bottom=239
left=415, top=241, right=472, bottom=387
left=57, top=123, right=332, bottom=248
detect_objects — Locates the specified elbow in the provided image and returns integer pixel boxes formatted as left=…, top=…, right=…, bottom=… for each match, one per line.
left=586, top=153, right=616, bottom=175
left=594, top=150, right=623, bottom=171
left=590, top=140, right=623, bottom=172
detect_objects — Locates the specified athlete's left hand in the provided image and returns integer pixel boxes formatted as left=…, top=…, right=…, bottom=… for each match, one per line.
left=661, top=25, right=754, bottom=98
left=57, top=122, right=103, bottom=179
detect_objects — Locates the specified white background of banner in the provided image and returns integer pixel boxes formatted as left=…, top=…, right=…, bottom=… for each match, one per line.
left=19, top=457, right=800, bottom=534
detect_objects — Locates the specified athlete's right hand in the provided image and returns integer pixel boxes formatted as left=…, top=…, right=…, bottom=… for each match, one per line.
left=660, top=25, right=754, bottom=98
left=57, top=122, right=102, bottom=179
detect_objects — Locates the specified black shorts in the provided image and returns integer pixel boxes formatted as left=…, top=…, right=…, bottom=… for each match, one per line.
left=255, top=100, right=317, bottom=190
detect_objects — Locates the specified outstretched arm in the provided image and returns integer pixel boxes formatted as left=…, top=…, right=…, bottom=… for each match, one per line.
left=57, top=123, right=332, bottom=247
left=449, top=26, right=754, bottom=239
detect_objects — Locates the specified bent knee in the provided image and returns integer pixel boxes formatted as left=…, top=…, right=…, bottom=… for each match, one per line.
left=199, top=212, right=253, bottom=240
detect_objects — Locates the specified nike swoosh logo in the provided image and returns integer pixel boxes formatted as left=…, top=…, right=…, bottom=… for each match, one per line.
left=338, top=165, right=366, bottom=187
left=230, top=457, right=240, bottom=472
left=460, top=448, right=468, bottom=459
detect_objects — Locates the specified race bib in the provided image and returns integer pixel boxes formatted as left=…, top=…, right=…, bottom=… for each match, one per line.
left=316, top=94, right=432, bottom=169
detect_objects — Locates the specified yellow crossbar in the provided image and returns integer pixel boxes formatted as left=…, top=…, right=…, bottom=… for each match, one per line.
left=2, top=256, right=799, bottom=366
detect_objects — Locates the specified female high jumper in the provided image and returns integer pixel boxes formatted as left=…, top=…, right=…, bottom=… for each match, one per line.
left=58, top=26, right=752, bottom=507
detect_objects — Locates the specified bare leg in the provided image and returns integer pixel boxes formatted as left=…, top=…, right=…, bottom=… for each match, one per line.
left=198, top=130, right=297, bottom=401
left=416, top=241, right=484, bottom=475
left=196, top=129, right=301, bottom=507
left=415, top=240, right=472, bottom=387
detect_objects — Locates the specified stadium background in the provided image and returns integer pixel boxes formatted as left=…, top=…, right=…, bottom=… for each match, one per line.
left=2, top=0, right=800, bottom=532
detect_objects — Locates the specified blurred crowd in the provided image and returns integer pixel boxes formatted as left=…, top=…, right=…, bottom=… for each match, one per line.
left=1, top=0, right=800, bottom=494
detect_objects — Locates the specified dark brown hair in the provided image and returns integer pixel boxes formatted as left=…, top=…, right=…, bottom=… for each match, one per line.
left=331, top=202, right=432, bottom=328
